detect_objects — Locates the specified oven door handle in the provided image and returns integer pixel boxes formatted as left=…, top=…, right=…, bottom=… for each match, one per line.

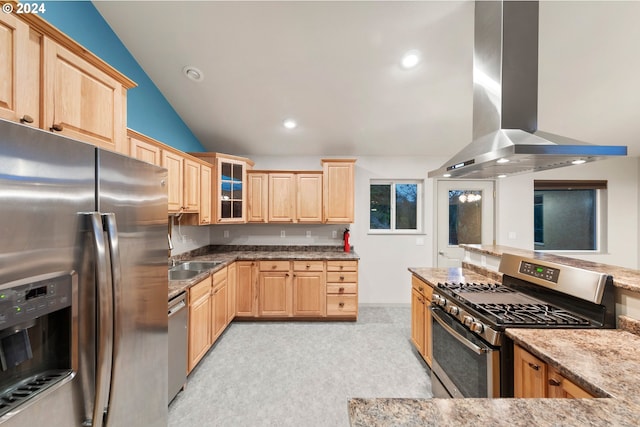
left=431, top=307, right=487, bottom=355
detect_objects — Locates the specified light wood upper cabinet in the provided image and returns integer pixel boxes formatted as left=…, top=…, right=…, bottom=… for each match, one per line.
left=162, top=150, right=185, bottom=213
left=43, top=37, right=127, bottom=153
left=247, top=172, right=268, bottom=223
left=183, top=158, right=201, bottom=212
left=0, top=12, right=40, bottom=127
left=297, top=172, right=323, bottom=223
left=189, top=153, right=255, bottom=224
left=199, top=164, right=212, bottom=225
left=128, top=130, right=162, bottom=166
left=322, top=159, right=356, bottom=223
left=268, top=173, right=296, bottom=222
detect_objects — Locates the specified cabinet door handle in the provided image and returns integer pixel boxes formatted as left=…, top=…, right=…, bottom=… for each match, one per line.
left=528, top=362, right=540, bottom=371
left=306, top=264, right=310, bottom=269
left=50, top=123, right=63, bottom=132
left=548, top=378, right=561, bottom=387
left=272, top=265, right=277, bottom=269
left=340, top=266, right=344, bottom=270
left=285, top=273, right=289, bottom=277
left=339, top=276, right=344, bottom=281
left=418, top=286, right=424, bottom=291
left=339, top=287, right=345, bottom=293
left=20, top=115, right=34, bottom=124
left=338, top=302, right=344, bottom=307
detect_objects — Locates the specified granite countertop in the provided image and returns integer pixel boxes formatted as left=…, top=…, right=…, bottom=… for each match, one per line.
left=460, top=244, right=640, bottom=294
left=349, top=269, right=640, bottom=426
left=350, top=327, right=640, bottom=427
left=408, top=267, right=500, bottom=287
left=168, top=245, right=359, bottom=300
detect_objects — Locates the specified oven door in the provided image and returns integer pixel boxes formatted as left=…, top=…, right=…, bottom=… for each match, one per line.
left=430, top=306, right=501, bottom=398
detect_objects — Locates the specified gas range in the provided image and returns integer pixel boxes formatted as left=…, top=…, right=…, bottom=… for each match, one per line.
left=429, top=253, right=616, bottom=398
left=431, top=253, right=616, bottom=346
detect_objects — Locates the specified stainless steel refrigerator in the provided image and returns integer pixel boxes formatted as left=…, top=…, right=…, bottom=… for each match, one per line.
left=0, top=119, right=168, bottom=426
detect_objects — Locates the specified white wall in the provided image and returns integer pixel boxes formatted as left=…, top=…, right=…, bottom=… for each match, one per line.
left=496, top=157, right=640, bottom=269
left=212, top=155, right=445, bottom=305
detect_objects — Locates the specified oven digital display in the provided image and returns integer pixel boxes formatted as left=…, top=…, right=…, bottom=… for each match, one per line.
left=26, top=285, right=48, bottom=300
left=519, top=262, right=560, bottom=283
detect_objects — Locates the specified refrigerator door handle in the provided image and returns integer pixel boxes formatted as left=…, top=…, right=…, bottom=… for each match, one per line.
left=86, top=212, right=114, bottom=427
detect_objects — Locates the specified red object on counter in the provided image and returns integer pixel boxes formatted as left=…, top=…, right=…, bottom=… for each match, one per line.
left=343, top=228, right=350, bottom=253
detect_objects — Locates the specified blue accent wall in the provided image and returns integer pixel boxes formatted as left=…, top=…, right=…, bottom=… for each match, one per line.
left=41, top=1, right=205, bottom=152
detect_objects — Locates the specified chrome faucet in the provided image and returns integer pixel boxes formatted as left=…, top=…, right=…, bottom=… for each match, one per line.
left=168, top=234, right=174, bottom=251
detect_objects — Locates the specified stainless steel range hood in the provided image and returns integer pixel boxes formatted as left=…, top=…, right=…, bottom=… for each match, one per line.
left=428, top=1, right=627, bottom=179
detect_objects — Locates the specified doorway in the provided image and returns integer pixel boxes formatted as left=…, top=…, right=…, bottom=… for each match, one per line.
left=436, top=180, right=495, bottom=267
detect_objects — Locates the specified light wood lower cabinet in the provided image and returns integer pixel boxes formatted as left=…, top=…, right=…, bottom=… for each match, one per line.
left=210, top=268, right=228, bottom=343
left=292, top=261, right=326, bottom=317
left=410, top=275, right=433, bottom=367
left=514, top=344, right=595, bottom=398
left=258, top=261, right=292, bottom=316
left=227, top=261, right=237, bottom=322
left=326, top=260, right=358, bottom=319
left=236, top=261, right=258, bottom=317
left=188, top=276, right=211, bottom=373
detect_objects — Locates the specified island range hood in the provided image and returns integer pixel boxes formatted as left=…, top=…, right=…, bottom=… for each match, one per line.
left=428, top=1, right=627, bottom=179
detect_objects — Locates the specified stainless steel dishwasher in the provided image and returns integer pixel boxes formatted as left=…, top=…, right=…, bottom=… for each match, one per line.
left=168, top=291, right=187, bottom=404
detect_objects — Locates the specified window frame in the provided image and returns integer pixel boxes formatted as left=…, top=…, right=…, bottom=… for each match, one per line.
left=368, top=179, right=423, bottom=235
left=533, top=180, right=608, bottom=254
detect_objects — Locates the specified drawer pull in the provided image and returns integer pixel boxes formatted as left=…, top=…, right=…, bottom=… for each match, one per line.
left=339, top=287, right=345, bottom=293
left=20, top=115, right=34, bottom=124
left=339, top=276, right=344, bottom=281
left=548, top=378, right=561, bottom=387
left=50, top=123, right=63, bottom=132
left=340, top=266, right=344, bottom=270
left=418, top=286, right=424, bottom=291
left=528, top=362, right=540, bottom=371
left=306, top=264, right=310, bottom=269
left=338, top=302, right=345, bottom=308
left=272, top=265, right=277, bottom=269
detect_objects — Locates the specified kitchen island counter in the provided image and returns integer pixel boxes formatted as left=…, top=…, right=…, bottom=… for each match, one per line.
left=350, top=327, right=640, bottom=426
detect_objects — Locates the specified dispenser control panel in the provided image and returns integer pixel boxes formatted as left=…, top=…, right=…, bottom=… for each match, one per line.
left=0, top=274, right=72, bottom=330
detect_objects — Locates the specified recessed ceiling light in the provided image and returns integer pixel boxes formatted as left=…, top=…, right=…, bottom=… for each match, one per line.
left=572, top=159, right=586, bottom=165
left=497, top=158, right=510, bottom=164
left=498, top=174, right=507, bottom=178
left=283, top=119, right=297, bottom=129
left=401, top=50, right=421, bottom=69
left=443, top=173, right=452, bottom=178
left=182, top=66, right=204, bottom=82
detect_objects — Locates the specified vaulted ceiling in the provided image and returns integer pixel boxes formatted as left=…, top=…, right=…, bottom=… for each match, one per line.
left=94, top=1, right=640, bottom=158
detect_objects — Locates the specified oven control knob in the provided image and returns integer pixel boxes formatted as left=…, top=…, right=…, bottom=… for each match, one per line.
left=470, top=321, right=485, bottom=334
left=447, top=305, right=459, bottom=316
left=433, top=295, right=446, bottom=307
left=463, top=315, right=474, bottom=326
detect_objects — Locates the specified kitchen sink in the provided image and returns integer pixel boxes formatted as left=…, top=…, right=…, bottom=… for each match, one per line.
left=168, top=261, right=224, bottom=281
left=178, top=261, right=223, bottom=271
left=168, top=269, right=201, bottom=281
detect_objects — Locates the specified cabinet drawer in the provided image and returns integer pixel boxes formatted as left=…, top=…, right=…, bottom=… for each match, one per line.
left=293, top=260, right=325, bottom=272
left=259, top=260, right=291, bottom=271
left=189, top=278, right=210, bottom=303
left=326, top=283, right=357, bottom=295
left=212, top=267, right=227, bottom=286
left=326, top=260, right=358, bottom=272
left=326, top=295, right=357, bottom=316
left=411, top=276, right=432, bottom=299
left=326, top=272, right=358, bottom=283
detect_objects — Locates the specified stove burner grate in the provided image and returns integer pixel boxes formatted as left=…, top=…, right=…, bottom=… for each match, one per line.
left=437, top=282, right=514, bottom=293
left=477, top=303, right=592, bottom=326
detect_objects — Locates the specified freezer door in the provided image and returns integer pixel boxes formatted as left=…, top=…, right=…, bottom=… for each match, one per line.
left=0, top=119, right=95, bottom=426
left=97, top=149, right=168, bottom=427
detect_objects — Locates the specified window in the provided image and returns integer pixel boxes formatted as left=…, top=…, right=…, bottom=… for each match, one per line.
left=370, top=180, right=422, bottom=233
left=533, top=180, right=607, bottom=251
